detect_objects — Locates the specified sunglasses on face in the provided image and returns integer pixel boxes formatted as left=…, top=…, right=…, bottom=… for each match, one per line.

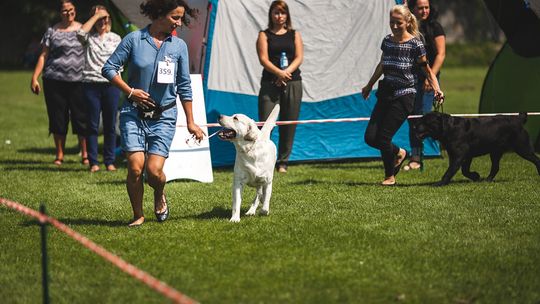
left=61, top=8, right=75, bottom=15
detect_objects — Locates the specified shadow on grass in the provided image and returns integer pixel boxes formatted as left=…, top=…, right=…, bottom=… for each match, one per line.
left=18, top=146, right=80, bottom=155
left=309, top=163, right=382, bottom=170
left=393, top=179, right=510, bottom=187
left=188, top=206, right=232, bottom=220
left=1, top=164, right=88, bottom=172
left=21, top=218, right=126, bottom=227
left=95, top=180, right=126, bottom=185
left=96, top=178, right=205, bottom=186
left=292, top=178, right=509, bottom=187
left=0, top=159, right=45, bottom=165
left=292, top=179, right=400, bottom=186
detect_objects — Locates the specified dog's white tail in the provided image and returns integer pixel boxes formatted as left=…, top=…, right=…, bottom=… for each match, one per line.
left=261, top=104, right=280, bottom=140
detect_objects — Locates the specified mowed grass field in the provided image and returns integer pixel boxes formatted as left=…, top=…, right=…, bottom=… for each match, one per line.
left=1, top=69, right=539, bottom=303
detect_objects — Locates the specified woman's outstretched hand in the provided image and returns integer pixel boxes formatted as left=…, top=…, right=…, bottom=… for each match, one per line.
left=361, top=84, right=372, bottom=100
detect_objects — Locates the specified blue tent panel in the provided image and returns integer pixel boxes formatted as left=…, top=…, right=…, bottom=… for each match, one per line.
left=204, top=0, right=439, bottom=167
left=206, top=89, right=439, bottom=167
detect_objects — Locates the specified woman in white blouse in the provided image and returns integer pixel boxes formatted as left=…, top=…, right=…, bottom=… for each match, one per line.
left=77, top=5, right=122, bottom=172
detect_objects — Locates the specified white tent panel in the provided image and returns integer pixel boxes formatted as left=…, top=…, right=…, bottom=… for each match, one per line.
left=207, top=0, right=395, bottom=102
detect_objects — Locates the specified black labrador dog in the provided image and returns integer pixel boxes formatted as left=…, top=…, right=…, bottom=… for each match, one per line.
left=414, top=111, right=540, bottom=186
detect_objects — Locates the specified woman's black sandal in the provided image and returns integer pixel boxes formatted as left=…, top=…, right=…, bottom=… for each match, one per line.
left=155, top=195, right=169, bottom=222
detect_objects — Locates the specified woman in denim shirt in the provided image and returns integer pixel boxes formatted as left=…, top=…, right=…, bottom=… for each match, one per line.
left=102, top=0, right=204, bottom=226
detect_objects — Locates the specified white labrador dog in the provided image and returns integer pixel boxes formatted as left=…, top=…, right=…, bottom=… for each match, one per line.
left=218, top=105, right=280, bottom=222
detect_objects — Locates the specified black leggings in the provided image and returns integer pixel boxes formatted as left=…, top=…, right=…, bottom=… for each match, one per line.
left=42, top=78, right=88, bottom=135
left=364, top=94, right=414, bottom=177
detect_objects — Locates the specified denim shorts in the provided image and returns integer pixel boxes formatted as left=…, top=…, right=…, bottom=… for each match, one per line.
left=119, top=101, right=178, bottom=158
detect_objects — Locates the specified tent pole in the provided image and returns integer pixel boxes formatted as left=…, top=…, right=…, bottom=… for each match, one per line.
left=198, top=1, right=212, bottom=75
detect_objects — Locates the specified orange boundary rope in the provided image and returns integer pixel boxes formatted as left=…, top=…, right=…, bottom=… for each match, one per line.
left=0, top=198, right=198, bottom=304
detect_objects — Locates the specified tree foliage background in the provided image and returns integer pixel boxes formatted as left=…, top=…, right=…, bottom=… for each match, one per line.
left=1, top=0, right=95, bottom=67
left=2, top=0, right=503, bottom=68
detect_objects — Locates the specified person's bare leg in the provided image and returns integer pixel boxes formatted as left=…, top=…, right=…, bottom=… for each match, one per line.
left=78, top=135, right=89, bottom=165
left=382, top=148, right=406, bottom=184
left=53, top=134, right=66, bottom=165
left=126, top=151, right=146, bottom=226
left=395, top=148, right=406, bottom=167
left=146, top=154, right=167, bottom=214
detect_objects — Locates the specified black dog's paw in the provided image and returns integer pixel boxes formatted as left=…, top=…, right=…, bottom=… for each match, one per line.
left=485, top=176, right=495, bottom=182
left=468, top=172, right=481, bottom=181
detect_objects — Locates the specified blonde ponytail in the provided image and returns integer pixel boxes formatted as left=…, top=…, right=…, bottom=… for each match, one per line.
left=391, top=5, right=420, bottom=38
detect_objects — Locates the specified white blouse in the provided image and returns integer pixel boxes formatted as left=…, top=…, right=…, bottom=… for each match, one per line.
left=77, top=30, right=122, bottom=83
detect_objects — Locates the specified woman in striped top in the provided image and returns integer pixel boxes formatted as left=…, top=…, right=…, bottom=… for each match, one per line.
left=361, top=5, right=443, bottom=186
left=30, top=0, right=89, bottom=166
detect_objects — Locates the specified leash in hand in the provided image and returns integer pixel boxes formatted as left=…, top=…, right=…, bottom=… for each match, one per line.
left=433, top=94, right=445, bottom=113
left=185, top=129, right=221, bottom=147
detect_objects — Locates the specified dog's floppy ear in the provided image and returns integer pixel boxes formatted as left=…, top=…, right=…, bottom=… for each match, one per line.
left=244, top=122, right=259, bottom=141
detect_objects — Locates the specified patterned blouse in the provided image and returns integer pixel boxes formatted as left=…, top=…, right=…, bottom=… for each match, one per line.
left=41, top=28, right=84, bottom=82
left=380, top=34, right=426, bottom=99
left=77, top=30, right=122, bottom=83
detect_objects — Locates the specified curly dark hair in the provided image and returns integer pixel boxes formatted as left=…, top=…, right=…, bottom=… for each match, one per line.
left=140, top=0, right=198, bottom=26
left=407, top=0, right=439, bottom=21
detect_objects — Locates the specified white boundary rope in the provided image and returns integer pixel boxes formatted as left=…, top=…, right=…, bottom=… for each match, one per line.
left=178, top=112, right=540, bottom=128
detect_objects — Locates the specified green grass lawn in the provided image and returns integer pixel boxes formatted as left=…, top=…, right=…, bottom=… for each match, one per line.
left=441, top=66, right=489, bottom=114
left=1, top=70, right=540, bottom=303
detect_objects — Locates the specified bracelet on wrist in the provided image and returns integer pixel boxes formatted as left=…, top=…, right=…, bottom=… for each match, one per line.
left=127, top=87, right=134, bottom=99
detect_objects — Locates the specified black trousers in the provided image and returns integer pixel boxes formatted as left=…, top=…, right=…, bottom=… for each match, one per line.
left=42, top=78, right=88, bottom=136
left=364, top=94, right=414, bottom=177
left=258, top=80, right=303, bottom=167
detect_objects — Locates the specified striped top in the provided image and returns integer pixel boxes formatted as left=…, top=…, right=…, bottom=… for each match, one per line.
left=41, top=28, right=84, bottom=82
left=77, top=30, right=122, bottom=83
left=380, top=35, right=426, bottom=99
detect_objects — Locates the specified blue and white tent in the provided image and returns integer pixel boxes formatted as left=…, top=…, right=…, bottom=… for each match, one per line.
left=203, top=0, right=439, bottom=166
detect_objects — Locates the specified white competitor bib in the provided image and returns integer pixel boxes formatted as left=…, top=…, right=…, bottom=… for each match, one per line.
left=157, top=59, right=174, bottom=84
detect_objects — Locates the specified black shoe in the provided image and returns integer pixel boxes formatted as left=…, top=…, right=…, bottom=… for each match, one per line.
left=155, top=195, right=169, bottom=222
left=155, top=206, right=169, bottom=222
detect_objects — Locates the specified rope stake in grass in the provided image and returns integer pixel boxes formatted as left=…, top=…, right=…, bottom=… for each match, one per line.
left=0, top=198, right=198, bottom=304
left=177, top=112, right=540, bottom=128
left=40, top=204, right=50, bottom=304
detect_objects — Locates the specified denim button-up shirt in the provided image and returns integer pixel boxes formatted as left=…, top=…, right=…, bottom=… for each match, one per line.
left=102, top=26, right=192, bottom=106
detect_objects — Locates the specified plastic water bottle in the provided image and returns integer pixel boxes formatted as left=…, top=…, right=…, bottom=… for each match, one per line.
left=279, top=52, right=288, bottom=70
